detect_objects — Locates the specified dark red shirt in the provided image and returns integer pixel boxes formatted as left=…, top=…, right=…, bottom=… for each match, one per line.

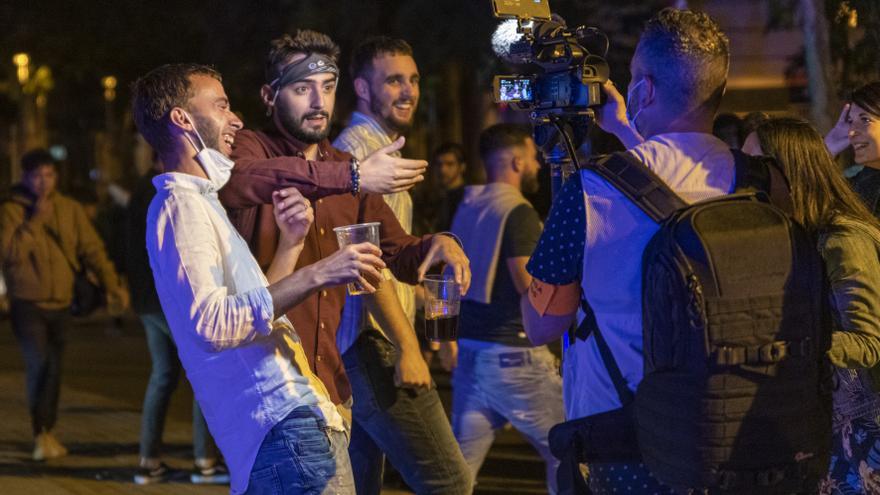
left=220, top=127, right=432, bottom=404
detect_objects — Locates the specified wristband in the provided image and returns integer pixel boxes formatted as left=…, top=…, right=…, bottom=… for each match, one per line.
left=349, top=157, right=361, bottom=196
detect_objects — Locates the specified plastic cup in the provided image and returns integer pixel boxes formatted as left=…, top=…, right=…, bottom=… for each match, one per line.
left=422, top=275, right=461, bottom=342
left=333, top=222, right=380, bottom=295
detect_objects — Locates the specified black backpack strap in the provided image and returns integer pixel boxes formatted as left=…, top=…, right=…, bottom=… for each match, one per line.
left=587, top=152, right=688, bottom=222
left=731, top=149, right=794, bottom=215
left=576, top=298, right=635, bottom=405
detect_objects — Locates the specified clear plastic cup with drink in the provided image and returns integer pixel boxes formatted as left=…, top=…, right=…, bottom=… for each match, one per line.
left=333, top=222, right=381, bottom=295
left=422, top=275, right=460, bottom=342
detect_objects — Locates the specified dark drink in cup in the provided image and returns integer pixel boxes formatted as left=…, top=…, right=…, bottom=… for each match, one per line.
left=425, top=314, right=459, bottom=341
left=422, top=276, right=460, bottom=342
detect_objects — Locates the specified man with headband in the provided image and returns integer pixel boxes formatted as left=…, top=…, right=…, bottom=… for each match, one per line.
left=220, top=30, right=471, bottom=489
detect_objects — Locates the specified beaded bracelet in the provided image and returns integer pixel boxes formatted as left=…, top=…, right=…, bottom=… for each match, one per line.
left=349, top=156, right=361, bottom=195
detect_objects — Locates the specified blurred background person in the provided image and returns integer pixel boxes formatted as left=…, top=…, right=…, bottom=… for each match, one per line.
left=825, top=82, right=880, bottom=211
left=0, top=149, right=129, bottom=461
left=450, top=124, right=564, bottom=493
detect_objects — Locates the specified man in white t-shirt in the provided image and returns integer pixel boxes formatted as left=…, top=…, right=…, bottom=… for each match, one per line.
left=521, top=8, right=734, bottom=492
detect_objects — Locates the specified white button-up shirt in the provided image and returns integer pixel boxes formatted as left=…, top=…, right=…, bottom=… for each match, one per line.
left=146, top=172, right=343, bottom=494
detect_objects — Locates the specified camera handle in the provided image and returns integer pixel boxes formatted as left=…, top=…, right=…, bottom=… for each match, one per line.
left=533, top=112, right=590, bottom=199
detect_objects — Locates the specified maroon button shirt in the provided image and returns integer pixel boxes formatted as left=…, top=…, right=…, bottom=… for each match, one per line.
left=220, top=127, right=433, bottom=404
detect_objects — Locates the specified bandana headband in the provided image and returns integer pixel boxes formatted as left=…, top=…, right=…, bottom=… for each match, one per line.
left=270, top=53, right=339, bottom=91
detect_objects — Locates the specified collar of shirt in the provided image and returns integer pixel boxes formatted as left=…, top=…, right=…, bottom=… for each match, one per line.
left=152, top=171, right=216, bottom=195
left=347, top=111, right=394, bottom=145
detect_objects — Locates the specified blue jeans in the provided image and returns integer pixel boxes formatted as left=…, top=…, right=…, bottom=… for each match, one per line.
left=10, top=300, right=67, bottom=435
left=452, top=341, right=564, bottom=494
left=138, top=312, right=214, bottom=460
left=245, top=406, right=354, bottom=495
left=343, top=330, right=472, bottom=495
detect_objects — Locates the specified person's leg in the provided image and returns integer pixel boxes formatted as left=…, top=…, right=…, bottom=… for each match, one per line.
left=482, top=345, right=565, bottom=494
left=137, top=313, right=181, bottom=461
left=451, top=346, right=506, bottom=484
left=39, top=307, right=67, bottom=436
left=346, top=331, right=472, bottom=495
left=245, top=406, right=354, bottom=495
left=11, top=300, right=52, bottom=434
left=345, top=415, right=384, bottom=495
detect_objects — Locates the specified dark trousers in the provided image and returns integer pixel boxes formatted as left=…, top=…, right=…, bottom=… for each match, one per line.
left=138, top=312, right=214, bottom=460
left=342, top=330, right=472, bottom=495
left=10, top=299, right=68, bottom=435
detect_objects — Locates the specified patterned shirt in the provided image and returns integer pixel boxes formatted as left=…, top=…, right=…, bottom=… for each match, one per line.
left=527, top=133, right=735, bottom=420
left=333, top=111, right=416, bottom=353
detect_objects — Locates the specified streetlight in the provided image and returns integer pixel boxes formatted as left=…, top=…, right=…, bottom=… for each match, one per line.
left=13, top=53, right=30, bottom=85
left=101, top=75, right=117, bottom=102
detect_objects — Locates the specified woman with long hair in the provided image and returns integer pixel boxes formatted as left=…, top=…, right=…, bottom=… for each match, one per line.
left=743, top=117, right=880, bottom=494
left=825, top=82, right=880, bottom=215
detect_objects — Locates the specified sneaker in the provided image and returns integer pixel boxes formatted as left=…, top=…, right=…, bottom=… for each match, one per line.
left=133, top=462, right=170, bottom=485
left=191, top=462, right=230, bottom=484
left=32, top=431, right=67, bottom=461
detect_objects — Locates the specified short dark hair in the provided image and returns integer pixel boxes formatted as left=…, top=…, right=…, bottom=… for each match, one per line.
left=349, top=36, right=414, bottom=80
left=851, top=81, right=880, bottom=118
left=637, top=8, right=729, bottom=114
left=266, top=30, right=341, bottom=83
left=131, top=63, right=221, bottom=156
left=479, top=124, right=532, bottom=162
left=432, top=142, right=465, bottom=164
left=21, top=148, right=56, bottom=174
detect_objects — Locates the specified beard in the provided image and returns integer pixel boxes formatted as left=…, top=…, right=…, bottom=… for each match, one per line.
left=370, top=88, right=415, bottom=135
left=278, top=108, right=332, bottom=144
left=191, top=113, right=221, bottom=150
left=522, top=170, right=540, bottom=194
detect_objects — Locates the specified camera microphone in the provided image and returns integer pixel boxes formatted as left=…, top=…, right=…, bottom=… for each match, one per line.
left=491, top=19, right=532, bottom=65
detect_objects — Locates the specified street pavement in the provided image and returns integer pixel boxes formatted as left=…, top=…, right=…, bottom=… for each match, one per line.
left=0, top=313, right=548, bottom=494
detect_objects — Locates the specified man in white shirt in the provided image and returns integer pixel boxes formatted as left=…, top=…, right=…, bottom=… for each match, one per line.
left=521, top=9, right=733, bottom=492
left=131, top=63, right=384, bottom=495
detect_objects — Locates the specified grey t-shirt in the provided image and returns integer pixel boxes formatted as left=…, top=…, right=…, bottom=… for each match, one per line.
left=458, top=203, right=542, bottom=346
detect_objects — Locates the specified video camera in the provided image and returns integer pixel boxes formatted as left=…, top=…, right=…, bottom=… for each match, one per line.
left=490, top=0, right=610, bottom=123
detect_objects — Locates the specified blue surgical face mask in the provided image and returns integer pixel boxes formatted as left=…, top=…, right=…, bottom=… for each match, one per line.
left=181, top=111, right=235, bottom=191
left=626, top=79, right=646, bottom=135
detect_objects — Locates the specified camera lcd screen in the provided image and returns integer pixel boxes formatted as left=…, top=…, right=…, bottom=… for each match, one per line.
left=496, top=77, right=533, bottom=103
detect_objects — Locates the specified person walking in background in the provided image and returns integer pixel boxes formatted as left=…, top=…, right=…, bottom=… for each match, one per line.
left=450, top=124, right=564, bottom=493
left=0, top=149, right=129, bottom=461
left=414, top=143, right=468, bottom=235
left=744, top=117, right=880, bottom=493
left=125, top=154, right=229, bottom=485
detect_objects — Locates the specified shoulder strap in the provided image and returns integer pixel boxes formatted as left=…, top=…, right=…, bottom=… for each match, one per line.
left=43, top=224, right=81, bottom=273
left=587, top=152, right=688, bottom=222
left=575, top=298, right=635, bottom=405
left=732, top=150, right=794, bottom=215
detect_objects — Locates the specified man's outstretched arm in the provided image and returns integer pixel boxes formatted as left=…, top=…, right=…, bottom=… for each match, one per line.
left=220, top=131, right=426, bottom=208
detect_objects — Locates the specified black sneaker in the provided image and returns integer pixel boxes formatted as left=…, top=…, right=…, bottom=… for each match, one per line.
left=191, top=462, right=230, bottom=484
left=133, top=462, right=170, bottom=485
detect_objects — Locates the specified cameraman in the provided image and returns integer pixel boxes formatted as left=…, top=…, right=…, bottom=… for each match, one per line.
left=521, top=8, right=732, bottom=492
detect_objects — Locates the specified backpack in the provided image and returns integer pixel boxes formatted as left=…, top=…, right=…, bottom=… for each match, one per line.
left=578, top=150, right=831, bottom=494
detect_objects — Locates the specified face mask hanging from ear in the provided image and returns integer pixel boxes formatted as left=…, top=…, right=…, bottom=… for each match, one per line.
left=180, top=110, right=235, bottom=191
left=626, top=79, right=646, bottom=136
